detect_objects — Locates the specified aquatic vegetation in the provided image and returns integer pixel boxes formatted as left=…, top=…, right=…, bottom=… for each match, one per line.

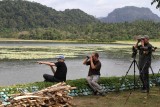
left=0, top=45, right=125, bottom=60
left=0, top=41, right=159, bottom=60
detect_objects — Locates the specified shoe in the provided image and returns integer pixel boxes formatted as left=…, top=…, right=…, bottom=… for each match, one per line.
left=141, top=90, right=147, bottom=93
left=99, top=92, right=106, bottom=96
left=93, top=91, right=98, bottom=95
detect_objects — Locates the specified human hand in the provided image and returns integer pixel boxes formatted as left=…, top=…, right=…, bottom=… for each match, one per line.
left=90, top=55, right=93, bottom=61
left=37, top=61, right=43, bottom=64
left=141, top=40, right=144, bottom=46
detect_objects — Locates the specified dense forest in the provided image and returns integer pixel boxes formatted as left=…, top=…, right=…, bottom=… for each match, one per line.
left=0, top=0, right=160, bottom=42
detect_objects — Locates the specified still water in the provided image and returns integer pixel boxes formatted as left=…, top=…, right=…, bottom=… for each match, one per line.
left=0, top=42, right=159, bottom=86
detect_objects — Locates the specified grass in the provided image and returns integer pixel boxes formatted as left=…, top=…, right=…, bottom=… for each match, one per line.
left=0, top=38, right=79, bottom=43
left=73, top=87, right=160, bottom=107
left=114, top=40, right=160, bottom=48
left=0, top=77, right=160, bottom=107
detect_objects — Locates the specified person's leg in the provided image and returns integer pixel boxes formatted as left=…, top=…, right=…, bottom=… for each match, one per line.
left=90, top=75, right=104, bottom=94
left=140, top=62, right=150, bottom=92
left=143, top=67, right=149, bottom=92
left=140, top=73, right=146, bottom=90
left=86, top=76, right=97, bottom=92
left=43, top=74, right=55, bottom=82
left=52, top=76, right=61, bottom=82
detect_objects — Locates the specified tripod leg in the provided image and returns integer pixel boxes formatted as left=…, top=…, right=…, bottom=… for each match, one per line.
left=133, top=60, right=140, bottom=90
left=150, top=66, right=155, bottom=76
left=150, top=66, right=160, bottom=94
left=124, top=61, right=134, bottom=77
left=123, top=59, right=139, bottom=105
left=120, top=61, right=134, bottom=88
left=135, top=61, right=139, bottom=71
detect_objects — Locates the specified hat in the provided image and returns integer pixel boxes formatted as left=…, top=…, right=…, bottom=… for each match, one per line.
left=56, top=55, right=65, bottom=60
left=143, top=35, right=149, bottom=39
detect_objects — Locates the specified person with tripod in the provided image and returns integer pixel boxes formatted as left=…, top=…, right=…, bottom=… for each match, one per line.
left=134, top=35, right=153, bottom=93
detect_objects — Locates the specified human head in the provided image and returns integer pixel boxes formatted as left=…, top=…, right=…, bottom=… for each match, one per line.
left=92, top=52, right=99, bottom=61
left=57, top=55, right=65, bottom=62
left=143, top=35, right=149, bottom=44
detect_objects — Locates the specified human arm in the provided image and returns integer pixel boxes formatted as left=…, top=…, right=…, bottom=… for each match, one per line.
left=90, top=56, right=97, bottom=69
left=83, top=56, right=89, bottom=65
left=37, top=61, right=56, bottom=74
left=37, top=61, right=55, bottom=66
left=134, top=39, right=141, bottom=49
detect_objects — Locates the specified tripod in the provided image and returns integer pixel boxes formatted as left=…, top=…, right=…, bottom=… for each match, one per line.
left=122, top=57, right=139, bottom=90
left=120, top=52, right=140, bottom=104
left=124, top=54, right=157, bottom=104
left=121, top=46, right=139, bottom=91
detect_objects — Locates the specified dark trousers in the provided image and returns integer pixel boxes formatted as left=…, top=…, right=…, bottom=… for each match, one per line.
left=43, top=74, right=61, bottom=82
left=139, top=65, right=149, bottom=92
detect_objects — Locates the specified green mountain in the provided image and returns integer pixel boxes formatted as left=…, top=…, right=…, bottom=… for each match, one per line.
left=0, top=0, right=98, bottom=31
left=0, top=1, right=160, bottom=42
left=99, top=6, right=160, bottom=23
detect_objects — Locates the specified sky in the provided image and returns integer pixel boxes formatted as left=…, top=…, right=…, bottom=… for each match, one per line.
left=27, top=0, right=160, bottom=17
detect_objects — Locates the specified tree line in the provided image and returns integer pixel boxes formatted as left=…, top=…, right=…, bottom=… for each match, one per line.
left=1, top=20, right=159, bottom=42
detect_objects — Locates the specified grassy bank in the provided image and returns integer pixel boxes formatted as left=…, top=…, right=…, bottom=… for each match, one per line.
left=1, top=76, right=160, bottom=107
left=73, top=87, right=160, bottom=107
left=0, top=74, right=160, bottom=94
left=0, top=38, right=112, bottom=44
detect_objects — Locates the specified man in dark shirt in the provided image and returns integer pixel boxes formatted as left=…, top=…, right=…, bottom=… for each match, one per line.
left=83, top=52, right=104, bottom=95
left=134, top=35, right=153, bottom=93
left=38, top=55, right=67, bottom=82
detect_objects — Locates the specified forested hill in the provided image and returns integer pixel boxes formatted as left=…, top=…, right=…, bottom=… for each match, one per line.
left=100, top=6, right=160, bottom=23
left=0, top=0, right=160, bottom=42
left=0, top=0, right=98, bottom=31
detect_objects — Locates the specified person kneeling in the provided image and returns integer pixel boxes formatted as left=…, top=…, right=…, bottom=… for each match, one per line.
left=83, top=52, right=105, bottom=96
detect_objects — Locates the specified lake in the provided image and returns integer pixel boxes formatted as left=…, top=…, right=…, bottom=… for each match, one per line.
left=0, top=41, right=159, bottom=86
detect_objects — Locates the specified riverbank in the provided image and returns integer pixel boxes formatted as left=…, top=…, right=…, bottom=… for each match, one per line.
left=0, top=38, right=160, bottom=45
left=73, top=87, right=160, bottom=107
left=1, top=77, right=160, bottom=107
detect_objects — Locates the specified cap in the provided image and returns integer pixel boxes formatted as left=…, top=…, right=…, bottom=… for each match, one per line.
left=56, top=55, right=65, bottom=60
left=143, top=35, right=149, bottom=39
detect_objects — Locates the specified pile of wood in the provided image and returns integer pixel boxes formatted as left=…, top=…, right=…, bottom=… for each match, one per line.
left=3, top=82, right=76, bottom=107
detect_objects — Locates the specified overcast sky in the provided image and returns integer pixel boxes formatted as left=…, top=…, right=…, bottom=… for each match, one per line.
left=27, top=0, right=160, bottom=17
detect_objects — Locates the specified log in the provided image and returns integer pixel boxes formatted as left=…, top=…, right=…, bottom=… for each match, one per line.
left=14, top=95, right=49, bottom=100
left=5, top=82, right=76, bottom=107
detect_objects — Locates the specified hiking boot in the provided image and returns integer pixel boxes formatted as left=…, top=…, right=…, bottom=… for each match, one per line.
left=93, top=91, right=98, bottom=95
left=141, top=90, right=147, bottom=93
left=99, top=92, right=106, bottom=96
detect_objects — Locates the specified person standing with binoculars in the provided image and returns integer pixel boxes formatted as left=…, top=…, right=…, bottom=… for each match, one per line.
left=134, top=35, right=153, bottom=93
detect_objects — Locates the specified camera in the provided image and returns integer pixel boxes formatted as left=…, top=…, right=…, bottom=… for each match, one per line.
left=137, top=37, right=145, bottom=42
left=132, top=46, right=137, bottom=58
left=86, top=56, right=90, bottom=59
left=137, top=38, right=144, bottom=41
